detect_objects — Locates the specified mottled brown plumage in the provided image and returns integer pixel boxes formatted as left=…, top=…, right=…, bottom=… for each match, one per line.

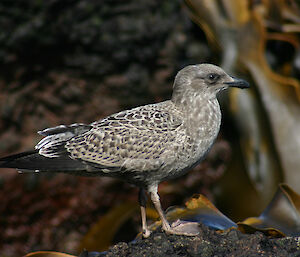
left=0, top=64, right=249, bottom=237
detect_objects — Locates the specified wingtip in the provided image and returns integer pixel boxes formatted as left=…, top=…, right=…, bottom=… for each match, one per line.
left=0, top=151, right=39, bottom=168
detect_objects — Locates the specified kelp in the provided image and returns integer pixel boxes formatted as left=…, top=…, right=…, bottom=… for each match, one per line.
left=148, top=194, right=237, bottom=233
left=25, top=251, right=76, bottom=257
left=185, top=0, right=300, bottom=208
left=78, top=201, right=139, bottom=252
left=238, top=184, right=300, bottom=237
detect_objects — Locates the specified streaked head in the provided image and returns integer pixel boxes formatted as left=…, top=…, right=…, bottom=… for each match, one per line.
left=172, top=64, right=249, bottom=104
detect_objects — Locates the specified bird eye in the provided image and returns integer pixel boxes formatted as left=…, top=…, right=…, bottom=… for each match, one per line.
left=207, top=73, right=219, bottom=82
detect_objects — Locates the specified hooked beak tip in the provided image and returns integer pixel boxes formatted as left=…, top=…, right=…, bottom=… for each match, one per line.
left=224, top=77, right=250, bottom=89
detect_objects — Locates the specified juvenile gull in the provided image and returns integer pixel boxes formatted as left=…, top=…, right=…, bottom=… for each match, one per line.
left=0, top=64, right=249, bottom=237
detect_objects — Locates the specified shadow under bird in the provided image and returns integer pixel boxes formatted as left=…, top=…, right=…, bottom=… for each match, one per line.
left=0, top=64, right=249, bottom=237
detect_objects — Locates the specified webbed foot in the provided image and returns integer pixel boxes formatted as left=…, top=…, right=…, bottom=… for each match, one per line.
left=164, top=219, right=200, bottom=236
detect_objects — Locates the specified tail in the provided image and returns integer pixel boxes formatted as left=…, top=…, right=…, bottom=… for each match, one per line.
left=0, top=123, right=98, bottom=174
left=0, top=150, right=89, bottom=173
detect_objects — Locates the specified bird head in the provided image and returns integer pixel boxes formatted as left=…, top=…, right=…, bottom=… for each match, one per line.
left=172, top=64, right=249, bottom=104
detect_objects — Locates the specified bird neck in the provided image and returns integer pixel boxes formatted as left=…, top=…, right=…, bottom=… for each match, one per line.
left=172, top=90, right=219, bottom=114
left=172, top=92, right=221, bottom=137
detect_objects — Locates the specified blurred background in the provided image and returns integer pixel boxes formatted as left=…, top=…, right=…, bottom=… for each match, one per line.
left=0, top=0, right=300, bottom=256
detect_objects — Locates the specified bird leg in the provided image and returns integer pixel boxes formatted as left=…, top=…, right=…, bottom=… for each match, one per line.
left=149, top=185, right=171, bottom=232
left=138, top=188, right=151, bottom=238
left=148, top=185, right=199, bottom=236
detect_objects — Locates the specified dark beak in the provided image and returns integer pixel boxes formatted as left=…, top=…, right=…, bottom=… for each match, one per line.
left=224, top=77, right=250, bottom=89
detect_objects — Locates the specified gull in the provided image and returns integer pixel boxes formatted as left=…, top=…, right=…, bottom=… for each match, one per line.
left=0, top=64, right=249, bottom=237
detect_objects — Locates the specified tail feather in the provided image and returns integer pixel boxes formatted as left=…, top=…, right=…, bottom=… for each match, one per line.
left=36, top=123, right=92, bottom=158
left=0, top=123, right=95, bottom=174
left=0, top=150, right=89, bottom=172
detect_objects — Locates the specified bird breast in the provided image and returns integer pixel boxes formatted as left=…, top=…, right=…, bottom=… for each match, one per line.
left=170, top=98, right=222, bottom=177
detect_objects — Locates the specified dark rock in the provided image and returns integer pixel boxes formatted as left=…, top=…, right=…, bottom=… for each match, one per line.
left=0, top=0, right=206, bottom=154
left=102, top=224, right=300, bottom=257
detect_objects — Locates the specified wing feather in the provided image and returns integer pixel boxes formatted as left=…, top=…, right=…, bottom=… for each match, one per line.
left=66, top=101, right=183, bottom=172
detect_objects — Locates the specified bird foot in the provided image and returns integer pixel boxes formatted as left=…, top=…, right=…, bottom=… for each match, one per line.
left=142, top=228, right=151, bottom=238
left=164, top=219, right=200, bottom=236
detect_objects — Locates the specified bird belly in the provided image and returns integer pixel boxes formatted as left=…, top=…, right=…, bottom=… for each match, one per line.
left=157, top=125, right=220, bottom=183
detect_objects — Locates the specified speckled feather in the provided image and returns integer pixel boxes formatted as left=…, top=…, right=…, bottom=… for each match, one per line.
left=66, top=101, right=183, bottom=173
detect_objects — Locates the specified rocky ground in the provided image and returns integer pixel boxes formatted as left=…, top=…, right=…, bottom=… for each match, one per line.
left=90, top=224, right=300, bottom=257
